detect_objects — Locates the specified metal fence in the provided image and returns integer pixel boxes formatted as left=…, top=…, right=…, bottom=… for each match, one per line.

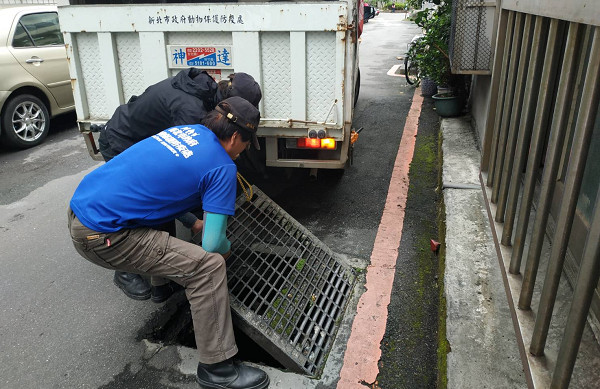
left=449, top=0, right=494, bottom=74
left=482, top=9, right=600, bottom=388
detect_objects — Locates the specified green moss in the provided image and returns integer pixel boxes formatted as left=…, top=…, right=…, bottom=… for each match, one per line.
left=436, top=135, right=448, bottom=389
left=377, top=122, right=445, bottom=388
left=412, top=133, right=437, bottom=161
left=295, top=258, right=307, bottom=272
left=265, top=288, right=301, bottom=336
left=410, top=132, right=444, bottom=384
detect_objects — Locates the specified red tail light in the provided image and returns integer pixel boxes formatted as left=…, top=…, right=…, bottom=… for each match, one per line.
left=296, top=138, right=337, bottom=150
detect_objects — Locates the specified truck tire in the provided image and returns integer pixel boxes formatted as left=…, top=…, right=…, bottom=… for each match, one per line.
left=354, top=68, right=361, bottom=107
left=1, top=94, right=50, bottom=149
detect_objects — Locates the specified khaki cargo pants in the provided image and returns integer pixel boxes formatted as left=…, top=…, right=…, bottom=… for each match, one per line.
left=67, top=207, right=238, bottom=364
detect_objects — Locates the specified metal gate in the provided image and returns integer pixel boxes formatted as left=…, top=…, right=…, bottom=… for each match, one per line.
left=226, top=186, right=356, bottom=376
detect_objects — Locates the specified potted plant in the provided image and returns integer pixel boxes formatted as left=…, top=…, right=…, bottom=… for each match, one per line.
left=407, top=0, right=466, bottom=115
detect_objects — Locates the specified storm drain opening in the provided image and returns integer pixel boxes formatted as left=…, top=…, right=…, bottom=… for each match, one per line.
left=142, top=186, right=356, bottom=377
left=226, top=186, right=357, bottom=377
left=140, top=292, right=284, bottom=369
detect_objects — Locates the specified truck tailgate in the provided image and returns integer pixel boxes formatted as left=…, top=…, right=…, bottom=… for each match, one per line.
left=58, top=3, right=352, bottom=140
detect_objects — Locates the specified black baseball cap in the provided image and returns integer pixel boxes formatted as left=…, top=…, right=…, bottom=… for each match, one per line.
left=229, top=73, right=262, bottom=107
left=215, top=96, right=261, bottom=150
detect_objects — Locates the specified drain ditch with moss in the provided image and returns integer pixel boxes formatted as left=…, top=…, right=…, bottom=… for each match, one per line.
left=376, top=97, right=446, bottom=388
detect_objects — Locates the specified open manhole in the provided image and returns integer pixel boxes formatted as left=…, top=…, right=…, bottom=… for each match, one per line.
left=140, top=292, right=284, bottom=369
left=142, top=186, right=356, bottom=377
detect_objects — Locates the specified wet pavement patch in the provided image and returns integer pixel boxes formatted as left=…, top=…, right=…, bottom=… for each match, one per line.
left=98, top=361, right=196, bottom=389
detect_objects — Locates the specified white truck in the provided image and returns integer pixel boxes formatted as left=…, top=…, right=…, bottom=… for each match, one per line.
left=56, top=0, right=362, bottom=170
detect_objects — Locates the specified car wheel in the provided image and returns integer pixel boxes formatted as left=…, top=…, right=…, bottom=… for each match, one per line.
left=1, top=94, right=50, bottom=149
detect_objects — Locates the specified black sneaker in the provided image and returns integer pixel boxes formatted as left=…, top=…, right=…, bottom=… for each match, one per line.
left=151, top=281, right=184, bottom=303
left=196, top=359, right=269, bottom=389
left=113, top=271, right=151, bottom=300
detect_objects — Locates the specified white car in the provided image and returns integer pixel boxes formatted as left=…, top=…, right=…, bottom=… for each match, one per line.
left=0, top=5, right=74, bottom=149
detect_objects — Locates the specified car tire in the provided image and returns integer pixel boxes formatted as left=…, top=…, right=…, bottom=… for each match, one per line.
left=1, top=94, right=50, bottom=149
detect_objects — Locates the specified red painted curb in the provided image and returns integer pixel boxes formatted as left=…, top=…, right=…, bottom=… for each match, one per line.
left=338, top=89, right=424, bottom=388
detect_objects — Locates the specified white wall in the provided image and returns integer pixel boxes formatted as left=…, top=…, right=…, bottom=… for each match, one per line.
left=0, top=0, right=55, bottom=4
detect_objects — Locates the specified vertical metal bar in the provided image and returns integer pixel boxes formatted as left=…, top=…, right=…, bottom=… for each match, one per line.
left=517, top=23, right=587, bottom=290
left=481, top=9, right=509, bottom=172
left=504, top=16, right=546, bottom=249
left=97, top=32, right=124, bottom=109
left=290, top=32, right=307, bottom=120
left=495, top=14, right=533, bottom=223
left=487, top=11, right=514, bottom=186
left=556, top=26, right=595, bottom=184
left=232, top=31, right=263, bottom=112
left=491, top=12, right=523, bottom=202
left=139, top=32, right=170, bottom=86
left=335, top=29, right=347, bottom=124
left=64, top=33, right=89, bottom=121
left=529, top=27, right=600, bottom=356
left=511, top=19, right=562, bottom=282
left=551, top=187, right=600, bottom=388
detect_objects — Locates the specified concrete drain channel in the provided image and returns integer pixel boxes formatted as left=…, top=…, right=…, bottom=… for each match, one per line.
left=143, top=186, right=356, bottom=377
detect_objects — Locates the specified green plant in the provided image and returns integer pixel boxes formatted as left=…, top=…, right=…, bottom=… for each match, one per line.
left=407, top=0, right=442, bottom=9
left=406, top=0, right=424, bottom=8
left=395, top=2, right=407, bottom=10
left=408, top=1, right=452, bottom=86
left=383, top=1, right=406, bottom=10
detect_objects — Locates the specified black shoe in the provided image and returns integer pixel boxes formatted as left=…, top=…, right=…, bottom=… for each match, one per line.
left=113, top=271, right=151, bottom=300
left=196, top=359, right=269, bottom=389
left=151, top=281, right=184, bottom=303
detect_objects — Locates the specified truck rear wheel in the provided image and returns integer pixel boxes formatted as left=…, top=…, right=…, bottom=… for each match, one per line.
left=354, top=68, right=361, bottom=107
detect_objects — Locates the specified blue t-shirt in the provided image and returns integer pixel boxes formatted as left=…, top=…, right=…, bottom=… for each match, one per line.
left=70, top=125, right=237, bottom=232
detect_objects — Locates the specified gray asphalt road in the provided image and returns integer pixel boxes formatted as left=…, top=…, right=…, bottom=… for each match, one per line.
left=0, top=13, right=423, bottom=388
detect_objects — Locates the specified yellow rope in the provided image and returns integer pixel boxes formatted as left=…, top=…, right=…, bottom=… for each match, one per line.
left=237, top=172, right=253, bottom=201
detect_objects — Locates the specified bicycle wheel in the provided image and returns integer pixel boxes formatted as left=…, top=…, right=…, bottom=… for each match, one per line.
left=404, top=56, right=419, bottom=85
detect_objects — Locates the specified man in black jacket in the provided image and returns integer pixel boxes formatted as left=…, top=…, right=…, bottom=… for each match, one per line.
left=97, top=67, right=262, bottom=302
left=98, top=68, right=261, bottom=160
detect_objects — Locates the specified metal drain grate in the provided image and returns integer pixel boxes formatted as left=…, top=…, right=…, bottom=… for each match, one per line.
left=226, top=186, right=356, bottom=377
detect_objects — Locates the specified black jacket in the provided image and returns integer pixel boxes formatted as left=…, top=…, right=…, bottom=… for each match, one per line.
left=98, top=68, right=217, bottom=160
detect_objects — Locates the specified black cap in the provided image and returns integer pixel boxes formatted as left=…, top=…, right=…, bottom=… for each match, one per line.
left=229, top=73, right=262, bottom=107
left=215, top=96, right=261, bottom=150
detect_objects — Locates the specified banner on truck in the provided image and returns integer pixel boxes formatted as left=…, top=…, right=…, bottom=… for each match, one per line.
left=167, top=45, right=233, bottom=69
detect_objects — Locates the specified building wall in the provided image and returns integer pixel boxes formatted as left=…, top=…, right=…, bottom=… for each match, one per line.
left=468, top=74, right=491, bottom=152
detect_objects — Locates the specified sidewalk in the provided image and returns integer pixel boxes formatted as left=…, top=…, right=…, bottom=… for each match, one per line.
left=440, top=116, right=600, bottom=389
left=441, top=117, right=526, bottom=388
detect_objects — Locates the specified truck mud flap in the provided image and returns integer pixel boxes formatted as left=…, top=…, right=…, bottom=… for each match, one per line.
left=226, top=186, right=357, bottom=377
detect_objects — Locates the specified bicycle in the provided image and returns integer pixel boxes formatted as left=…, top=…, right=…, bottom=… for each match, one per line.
left=404, top=34, right=423, bottom=85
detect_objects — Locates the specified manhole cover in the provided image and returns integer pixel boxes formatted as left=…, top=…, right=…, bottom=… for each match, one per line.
left=226, top=186, right=356, bottom=377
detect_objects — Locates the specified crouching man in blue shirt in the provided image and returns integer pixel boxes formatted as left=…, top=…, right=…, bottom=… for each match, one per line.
left=67, top=96, right=268, bottom=389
